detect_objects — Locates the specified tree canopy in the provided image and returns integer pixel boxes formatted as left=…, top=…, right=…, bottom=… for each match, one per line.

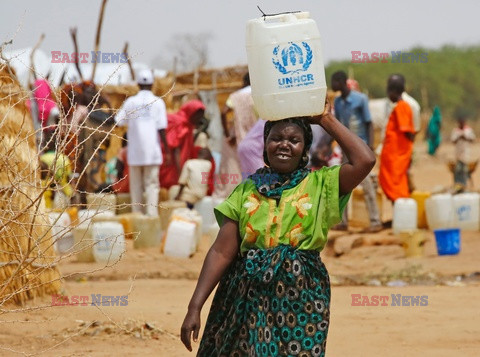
left=325, top=44, right=480, bottom=121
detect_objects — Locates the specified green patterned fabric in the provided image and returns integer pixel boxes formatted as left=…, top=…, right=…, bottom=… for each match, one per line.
left=197, top=245, right=330, bottom=357
left=214, top=166, right=350, bottom=254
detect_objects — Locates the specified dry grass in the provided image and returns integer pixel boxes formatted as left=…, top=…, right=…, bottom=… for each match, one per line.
left=0, top=64, right=62, bottom=306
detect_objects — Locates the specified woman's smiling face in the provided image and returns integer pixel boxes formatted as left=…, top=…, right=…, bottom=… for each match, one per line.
left=266, top=122, right=305, bottom=174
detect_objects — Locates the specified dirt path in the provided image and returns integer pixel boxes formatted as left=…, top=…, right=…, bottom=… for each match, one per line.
left=1, top=280, right=479, bottom=356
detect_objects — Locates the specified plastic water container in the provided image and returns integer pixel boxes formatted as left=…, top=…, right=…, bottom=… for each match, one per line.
left=194, top=196, right=215, bottom=233
left=48, top=211, right=74, bottom=254
left=91, top=222, right=125, bottom=264
left=434, top=228, right=461, bottom=255
left=171, top=208, right=203, bottom=247
left=425, top=194, right=454, bottom=230
left=399, top=230, right=426, bottom=258
left=163, top=219, right=197, bottom=258
left=158, top=200, right=187, bottom=232
left=116, top=192, right=132, bottom=215
left=131, top=215, right=163, bottom=249
left=72, top=224, right=95, bottom=262
left=77, top=209, right=114, bottom=228
left=393, top=198, right=417, bottom=235
left=452, top=193, right=480, bottom=231
left=411, top=191, right=431, bottom=229
left=246, top=11, right=327, bottom=120
left=87, top=193, right=116, bottom=214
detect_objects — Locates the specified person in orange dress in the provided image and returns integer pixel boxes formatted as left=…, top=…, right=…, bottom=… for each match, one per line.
left=379, top=74, right=415, bottom=201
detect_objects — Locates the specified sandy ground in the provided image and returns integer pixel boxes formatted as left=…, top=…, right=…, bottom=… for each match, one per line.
left=1, top=142, right=480, bottom=356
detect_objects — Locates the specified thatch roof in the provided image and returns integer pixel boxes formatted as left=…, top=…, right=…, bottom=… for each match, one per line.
left=99, top=64, right=248, bottom=111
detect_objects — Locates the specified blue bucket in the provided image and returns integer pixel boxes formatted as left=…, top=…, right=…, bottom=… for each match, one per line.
left=433, top=228, right=461, bottom=255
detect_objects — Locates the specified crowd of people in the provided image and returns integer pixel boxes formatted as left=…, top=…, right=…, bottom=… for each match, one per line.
left=33, top=67, right=477, bottom=224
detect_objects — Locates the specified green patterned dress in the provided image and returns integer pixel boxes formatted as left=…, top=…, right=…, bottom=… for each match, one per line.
left=198, top=166, right=350, bottom=356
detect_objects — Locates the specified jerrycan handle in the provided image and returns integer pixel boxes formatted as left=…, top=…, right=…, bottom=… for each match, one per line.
left=263, top=13, right=299, bottom=23
left=256, top=7, right=308, bottom=23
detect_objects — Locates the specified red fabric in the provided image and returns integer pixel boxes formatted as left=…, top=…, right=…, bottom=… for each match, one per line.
left=113, top=147, right=130, bottom=193
left=160, top=100, right=206, bottom=189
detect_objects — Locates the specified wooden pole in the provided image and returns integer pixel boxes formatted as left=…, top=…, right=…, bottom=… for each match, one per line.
left=91, top=0, right=108, bottom=82
left=69, top=27, right=83, bottom=81
left=29, top=33, right=45, bottom=84
left=122, top=41, right=135, bottom=81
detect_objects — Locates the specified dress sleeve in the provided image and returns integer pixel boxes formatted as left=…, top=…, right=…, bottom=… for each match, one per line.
left=317, top=166, right=351, bottom=230
left=214, top=183, right=245, bottom=226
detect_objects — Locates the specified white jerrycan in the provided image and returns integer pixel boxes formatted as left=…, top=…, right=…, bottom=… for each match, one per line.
left=246, top=11, right=327, bottom=121
left=452, top=192, right=480, bottom=231
left=393, top=198, right=418, bottom=235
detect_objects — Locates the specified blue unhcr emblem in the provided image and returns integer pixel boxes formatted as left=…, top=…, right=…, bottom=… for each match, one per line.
left=272, top=42, right=313, bottom=75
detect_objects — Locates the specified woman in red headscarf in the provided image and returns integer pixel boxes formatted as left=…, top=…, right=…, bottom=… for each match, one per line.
left=160, top=99, right=206, bottom=189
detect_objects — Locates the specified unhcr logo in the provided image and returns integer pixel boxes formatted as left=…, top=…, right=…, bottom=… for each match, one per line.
left=272, top=41, right=315, bottom=89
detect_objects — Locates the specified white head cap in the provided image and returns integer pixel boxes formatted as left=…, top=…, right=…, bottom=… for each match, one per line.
left=137, top=69, right=154, bottom=85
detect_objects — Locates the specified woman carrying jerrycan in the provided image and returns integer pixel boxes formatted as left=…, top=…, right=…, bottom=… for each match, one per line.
left=181, top=11, right=376, bottom=356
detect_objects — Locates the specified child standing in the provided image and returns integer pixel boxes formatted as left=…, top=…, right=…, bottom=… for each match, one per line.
left=174, top=148, right=213, bottom=208
left=451, top=116, right=476, bottom=191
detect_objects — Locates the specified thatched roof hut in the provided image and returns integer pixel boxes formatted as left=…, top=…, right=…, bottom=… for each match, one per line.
left=0, top=64, right=61, bottom=305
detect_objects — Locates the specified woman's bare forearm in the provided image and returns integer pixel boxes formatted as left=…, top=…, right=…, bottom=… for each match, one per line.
left=187, top=218, right=240, bottom=311
left=188, top=248, right=235, bottom=311
left=319, top=113, right=376, bottom=194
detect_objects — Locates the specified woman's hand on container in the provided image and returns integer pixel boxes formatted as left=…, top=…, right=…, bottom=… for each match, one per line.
left=181, top=308, right=201, bottom=351
left=308, top=98, right=333, bottom=126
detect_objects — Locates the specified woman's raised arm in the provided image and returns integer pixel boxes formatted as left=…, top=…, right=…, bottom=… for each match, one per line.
left=309, top=100, right=376, bottom=195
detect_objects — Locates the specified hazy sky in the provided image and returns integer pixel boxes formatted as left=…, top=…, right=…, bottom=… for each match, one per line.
left=2, top=0, right=478, bottom=71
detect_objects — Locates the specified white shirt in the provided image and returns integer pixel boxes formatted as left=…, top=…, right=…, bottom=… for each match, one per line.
left=402, top=92, right=421, bottom=132
left=115, top=90, right=167, bottom=166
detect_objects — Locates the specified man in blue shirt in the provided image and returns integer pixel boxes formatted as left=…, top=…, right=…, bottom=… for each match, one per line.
left=331, top=71, right=382, bottom=232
